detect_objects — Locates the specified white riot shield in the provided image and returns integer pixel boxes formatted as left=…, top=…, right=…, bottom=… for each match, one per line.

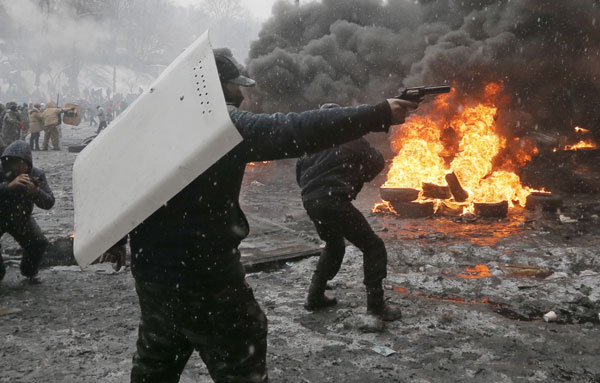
left=73, top=31, right=242, bottom=268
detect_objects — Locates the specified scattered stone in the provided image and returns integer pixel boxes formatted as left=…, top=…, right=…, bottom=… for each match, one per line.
left=543, top=311, right=558, bottom=322
left=370, top=344, right=396, bottom=357
left=559, top=214, right=578, bottom=224
left=342, top=313, right=385, bottom=333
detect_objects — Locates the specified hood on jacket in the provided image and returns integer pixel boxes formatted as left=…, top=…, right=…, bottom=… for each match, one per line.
left=47, top=102, right=57, bottom=108
left=1, top=140, right=33, bottom=167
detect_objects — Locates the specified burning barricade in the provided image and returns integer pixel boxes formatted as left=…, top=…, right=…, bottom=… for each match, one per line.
left=374, top=83, right=569, bottom=219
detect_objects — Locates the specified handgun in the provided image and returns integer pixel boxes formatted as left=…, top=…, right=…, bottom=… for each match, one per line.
left=396, top=85, right=451, bottom=103
left=30, top=175, right=43, bottom=187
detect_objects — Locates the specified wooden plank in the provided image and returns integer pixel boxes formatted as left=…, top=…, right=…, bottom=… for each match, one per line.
left=242, top=248, right=320, bottom=272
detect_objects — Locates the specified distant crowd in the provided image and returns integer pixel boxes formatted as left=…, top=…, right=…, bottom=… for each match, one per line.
left=0, top=95, right=132, bottom=153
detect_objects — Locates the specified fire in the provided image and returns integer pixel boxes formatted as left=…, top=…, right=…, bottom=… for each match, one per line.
left=459, top=264, right=492, bottom=279
left=247, top=161, right=271, bottom=167
left=563, top=139, right=597, bottom=151
left=373, top=200, right=395, bottom=214
left=574, top=126, right=589, bottom=133
left=379, top=82, right=540, bottom=213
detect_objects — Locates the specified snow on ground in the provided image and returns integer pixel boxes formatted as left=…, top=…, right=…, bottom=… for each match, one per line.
left=1, top=124, right=600, bottom=382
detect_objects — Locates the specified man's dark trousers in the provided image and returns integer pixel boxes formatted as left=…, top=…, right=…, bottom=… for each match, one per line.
left=96, top=120, right=107, bottom=134
left=303, top=198, right=387, bottom=287
left=0, top=217, right=48, bottom=279
left=131, top=278, right=269, bottom=383
left=29, top=133, right=40, bottom=151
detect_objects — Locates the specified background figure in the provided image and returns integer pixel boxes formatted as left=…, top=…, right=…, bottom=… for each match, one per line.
left=296, top=103, right=402, bottom=320
left=0, top=141, right=55, bottom=283
left=19, top=103, right=29, bottom=140
left=96, top=105, right=107, bottom=133
left=28, top=104, right=44, bottom=151
left=88, top=105, right=97, bottom=126
left=1, top=102, right=23, bottom=154
left=41, top=102, right=71, bottom=151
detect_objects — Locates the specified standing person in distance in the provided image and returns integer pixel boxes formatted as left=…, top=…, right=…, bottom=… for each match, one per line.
left=28, top=104, right=44, bottom=151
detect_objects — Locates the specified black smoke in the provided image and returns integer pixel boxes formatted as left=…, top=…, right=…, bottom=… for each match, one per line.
left=246, top=0, right=600, bottom=142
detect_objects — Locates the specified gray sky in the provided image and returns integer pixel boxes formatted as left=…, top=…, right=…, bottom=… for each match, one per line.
left=174, top=0, right=280, bottom=20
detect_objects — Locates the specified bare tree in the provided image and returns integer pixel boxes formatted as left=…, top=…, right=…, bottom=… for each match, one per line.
left=202, top=0, right=245, bottom=20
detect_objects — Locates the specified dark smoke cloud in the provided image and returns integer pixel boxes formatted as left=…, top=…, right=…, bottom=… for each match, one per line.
left=246, top=0, right=600, bottom=142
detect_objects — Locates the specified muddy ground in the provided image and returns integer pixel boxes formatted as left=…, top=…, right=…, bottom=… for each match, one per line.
left=1, top=125, right=600, bottom=383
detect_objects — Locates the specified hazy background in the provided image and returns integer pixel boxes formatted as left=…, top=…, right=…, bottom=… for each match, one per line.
left=0, top=0, right=276, bottom=103
left=1, top=0, right=599, bottom=144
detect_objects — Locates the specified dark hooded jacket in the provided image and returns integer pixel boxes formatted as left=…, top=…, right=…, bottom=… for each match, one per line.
left=129, top=102, right=392, bottom=286
left=0, top=141, right=55, bottom=222
left=296, top=138, right=385, bottom=202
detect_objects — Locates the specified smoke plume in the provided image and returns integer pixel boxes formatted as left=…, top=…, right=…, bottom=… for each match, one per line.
left=246, top=0, right=600, bottom=141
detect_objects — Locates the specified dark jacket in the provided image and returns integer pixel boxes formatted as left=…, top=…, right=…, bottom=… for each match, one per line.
left=129, top=102, right=391, bottom=286
left=0, top=141, right=55, bottom=223
left=296, top=138, right=385, bottom=202
left=1, top=109, right=22, bottom=146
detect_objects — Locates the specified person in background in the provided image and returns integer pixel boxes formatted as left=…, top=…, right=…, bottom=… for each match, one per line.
left=41, top=102, right=72, bottom=151
left=0, top=141, right=55, bottom=283
left=1, top=102, right=23, bottom=154
left=296, top=103, right=402, bottom=320
left=96, top=105, right=107, bottom=133
left=88, top=104, right=97, bottom=127
left=28, top=104, right=44, bottom=151
left=104, top=49, right=418, bottom=383
left=19, top=103, right=29, bottom=140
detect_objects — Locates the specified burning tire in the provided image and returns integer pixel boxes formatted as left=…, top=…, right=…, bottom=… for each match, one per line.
left=390, top=201, right=435, bottom=218
left=379, top=187, right=419, bottom=203
left=422, top=182, right=451, bottom=200
left=474, top=201, right=508, bottom=218
left=525, top=192, right=562, bottom=212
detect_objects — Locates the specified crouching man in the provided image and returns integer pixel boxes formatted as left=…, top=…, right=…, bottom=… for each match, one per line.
left=0, top=141, right=55, bottom=283
left=297, top=103, right=401, bottom=320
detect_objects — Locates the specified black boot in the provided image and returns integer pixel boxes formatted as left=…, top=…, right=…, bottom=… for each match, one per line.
left=366, top=286, right=402, bottom=321
left=304, top=275, right=337, bottom=311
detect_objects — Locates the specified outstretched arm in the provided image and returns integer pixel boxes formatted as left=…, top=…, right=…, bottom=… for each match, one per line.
left=231, top=99, right=415, bottom=163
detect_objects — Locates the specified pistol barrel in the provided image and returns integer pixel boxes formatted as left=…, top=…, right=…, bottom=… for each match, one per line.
left=424, top=85, right=451, bottom=95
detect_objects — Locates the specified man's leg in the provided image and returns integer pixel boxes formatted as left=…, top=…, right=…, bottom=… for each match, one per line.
left=131, top=281, right=193, bottom=383
left=334, top=201, right=402, bottom=321
left=303, top=200, right=346, bottom=310
left=42, top=128, right=50, bottom=150
left=34, top=133, right=40, bottom=150
left=29, top=134, right=35, bottom=150
left=8, top=218, right=48, bottom=280
left=51, top=127, right=60, bottom=150
left=184, top=279, right=269, bottom=383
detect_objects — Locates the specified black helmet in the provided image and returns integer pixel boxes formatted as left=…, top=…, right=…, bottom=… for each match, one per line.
left=214, top=51, right=255, bottom=87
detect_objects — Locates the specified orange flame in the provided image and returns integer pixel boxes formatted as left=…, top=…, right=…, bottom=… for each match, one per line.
left=373, top=200, right=396, bottom=214
left=380, top=82, right=541, bottom=214
left=563, top=139, right=597, bottom=151
left=574, top=126, right=589, bottom=133
left=459, top=264, right=492, bottom=279
left=247, top=161, right=271, bottom=167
